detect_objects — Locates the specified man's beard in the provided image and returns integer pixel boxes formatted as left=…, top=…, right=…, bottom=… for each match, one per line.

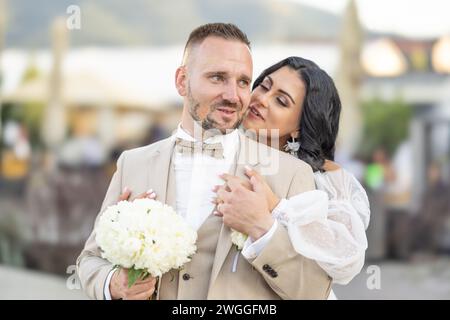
left=187, top=86, right=244, bottom=133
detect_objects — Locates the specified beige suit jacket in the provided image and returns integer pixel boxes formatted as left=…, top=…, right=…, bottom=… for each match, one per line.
left=76, top=131, right=332, bottom=300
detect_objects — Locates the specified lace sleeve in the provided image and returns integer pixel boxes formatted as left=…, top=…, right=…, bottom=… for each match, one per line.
left=314, top=169, right=371, bottom=230
left=273, top=169, right=370, bottom=285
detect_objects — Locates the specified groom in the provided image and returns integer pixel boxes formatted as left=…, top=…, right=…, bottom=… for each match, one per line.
left=77, top=23, right=331, bottom=300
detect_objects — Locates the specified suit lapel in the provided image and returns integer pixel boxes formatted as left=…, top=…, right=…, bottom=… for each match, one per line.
left=208, top=132, right=260, bottom=293
left=147, top=137, right=176, bottom=206
left=151, top=136, right=176, bottom=300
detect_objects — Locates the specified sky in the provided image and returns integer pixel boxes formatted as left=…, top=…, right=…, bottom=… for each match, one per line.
left=287, top=0, right=450, bottom=39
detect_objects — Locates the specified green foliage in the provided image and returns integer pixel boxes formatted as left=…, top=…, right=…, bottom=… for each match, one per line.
left=1, top=62, right=45, bottom=148
left=22, top=63, right=40, bottom=83
left=22, top=102, right=45, bottom=148
left=358, top=98, right=412, bottom=159
left=127, top=268, right=150, bottom=288
left=1, top=103, right=45, bottom=148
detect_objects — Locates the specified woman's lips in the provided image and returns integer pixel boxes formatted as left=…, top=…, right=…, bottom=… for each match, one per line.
left=248, top=105, right=265, bottom=120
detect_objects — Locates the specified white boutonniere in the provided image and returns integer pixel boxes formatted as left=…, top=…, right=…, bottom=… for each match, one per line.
left=230, top=229, right=248, bottom=272
left=230, top=229, right=248, bottom=250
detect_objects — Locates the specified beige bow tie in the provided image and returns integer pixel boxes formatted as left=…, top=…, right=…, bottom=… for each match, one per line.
left=175, top=137, right=224, bottom=159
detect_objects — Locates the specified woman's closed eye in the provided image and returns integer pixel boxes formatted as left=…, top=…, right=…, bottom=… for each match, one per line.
left=259, top=83, right=269, bottom=91
left=276, top=96, right=288, bottom=107
left=258, top=83, right=288, bottom=107
left=260, top=78, right=271, bottom=91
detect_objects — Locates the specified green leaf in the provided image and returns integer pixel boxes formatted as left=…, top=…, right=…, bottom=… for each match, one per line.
left=127, top=268, right=146, bottom=288
left=141, top=271, right=150, bottom=281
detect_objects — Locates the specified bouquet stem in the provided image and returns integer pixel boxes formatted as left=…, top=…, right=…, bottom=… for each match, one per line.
left=127, top=268, right=150, bottom=288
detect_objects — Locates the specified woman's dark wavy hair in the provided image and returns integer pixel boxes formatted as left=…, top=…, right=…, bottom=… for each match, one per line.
left=252, top=56, right=341, bottom=172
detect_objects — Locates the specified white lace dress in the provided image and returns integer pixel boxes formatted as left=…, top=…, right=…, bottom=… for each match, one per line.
left=272, top=168, right=370, bottom=299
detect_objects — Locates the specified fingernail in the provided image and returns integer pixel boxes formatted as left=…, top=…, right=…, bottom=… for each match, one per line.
left=123, top=186, right=130, bottom=193
left=146, top=189, right=153, bottom=195
left=213, top=211, right=219, bottom=215
left=245, top=165, right=252, bottom=172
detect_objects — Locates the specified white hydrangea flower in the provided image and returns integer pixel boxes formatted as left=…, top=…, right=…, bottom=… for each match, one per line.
left=95, top=198, right=197, bottom=284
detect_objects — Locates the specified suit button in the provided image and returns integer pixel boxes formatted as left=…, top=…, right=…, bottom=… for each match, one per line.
left=263, top=264, right=270, bottom=271
left=182, top=273, right=191, bottom=281
left=270, top=271, right=278, bottom=278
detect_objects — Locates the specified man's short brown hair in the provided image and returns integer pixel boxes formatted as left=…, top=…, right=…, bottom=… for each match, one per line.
left=182, top=23, right=250, bottom=64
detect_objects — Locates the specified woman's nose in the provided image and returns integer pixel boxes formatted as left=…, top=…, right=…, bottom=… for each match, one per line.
left=252, top=92, right=269, bottom=109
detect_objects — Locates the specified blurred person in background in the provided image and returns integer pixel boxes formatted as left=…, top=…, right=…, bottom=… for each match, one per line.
left=23, top=132, right=110, bottom=274
left=363, top=147, right=394, bottom=261
left=383, top=140, right=414, bottom=260
left=364, top=147, right=394, bottom=192
left=411, top=162, right=450, bottom=258
left=1, top=121, right=31, bottom=196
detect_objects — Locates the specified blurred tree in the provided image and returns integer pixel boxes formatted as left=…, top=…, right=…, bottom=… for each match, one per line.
left=336, top=0, right=364, bottom=157
left=1, top=58, right=45, bottom=149
left=409, top=47, right=429, bottom=72
left=0, top=0, right=7, bottom=146
left=21, top=58, right=39, bottom=82
left=358, top=98, right=412, bottom=160
left=0, top=0, right=5, bottom=87
left=21, top=59, right=45, bottom=149
left=41, top=17, right=68, bottom=149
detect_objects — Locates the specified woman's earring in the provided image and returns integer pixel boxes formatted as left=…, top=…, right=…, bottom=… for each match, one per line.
left=284, top=136, right=300, bottom=156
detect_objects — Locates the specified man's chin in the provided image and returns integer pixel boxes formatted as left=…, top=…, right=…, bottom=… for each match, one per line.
left=209, top=125, right=236, bottom=135
left=207, top=116, right=240, bottom=131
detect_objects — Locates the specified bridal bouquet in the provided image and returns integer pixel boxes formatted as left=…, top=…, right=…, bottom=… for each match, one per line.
left=96, top=198, right=197, bottom=287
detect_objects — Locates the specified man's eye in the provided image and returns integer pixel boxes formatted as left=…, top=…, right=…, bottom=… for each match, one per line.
left=239, top=80, right=249, bottom=88
left=211, top=75, right=223, bottom=82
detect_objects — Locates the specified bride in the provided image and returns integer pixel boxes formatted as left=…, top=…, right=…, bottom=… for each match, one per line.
left=213, top=56, right=370, bottom=299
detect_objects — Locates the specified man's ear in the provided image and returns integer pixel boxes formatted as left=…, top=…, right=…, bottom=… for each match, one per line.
left=175, top=66, right=187, bottom=96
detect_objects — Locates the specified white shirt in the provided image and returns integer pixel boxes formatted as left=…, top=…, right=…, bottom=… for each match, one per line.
left=104, top=124, right=277, bottom=299
left=173, top=124, right=238, bottom=230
